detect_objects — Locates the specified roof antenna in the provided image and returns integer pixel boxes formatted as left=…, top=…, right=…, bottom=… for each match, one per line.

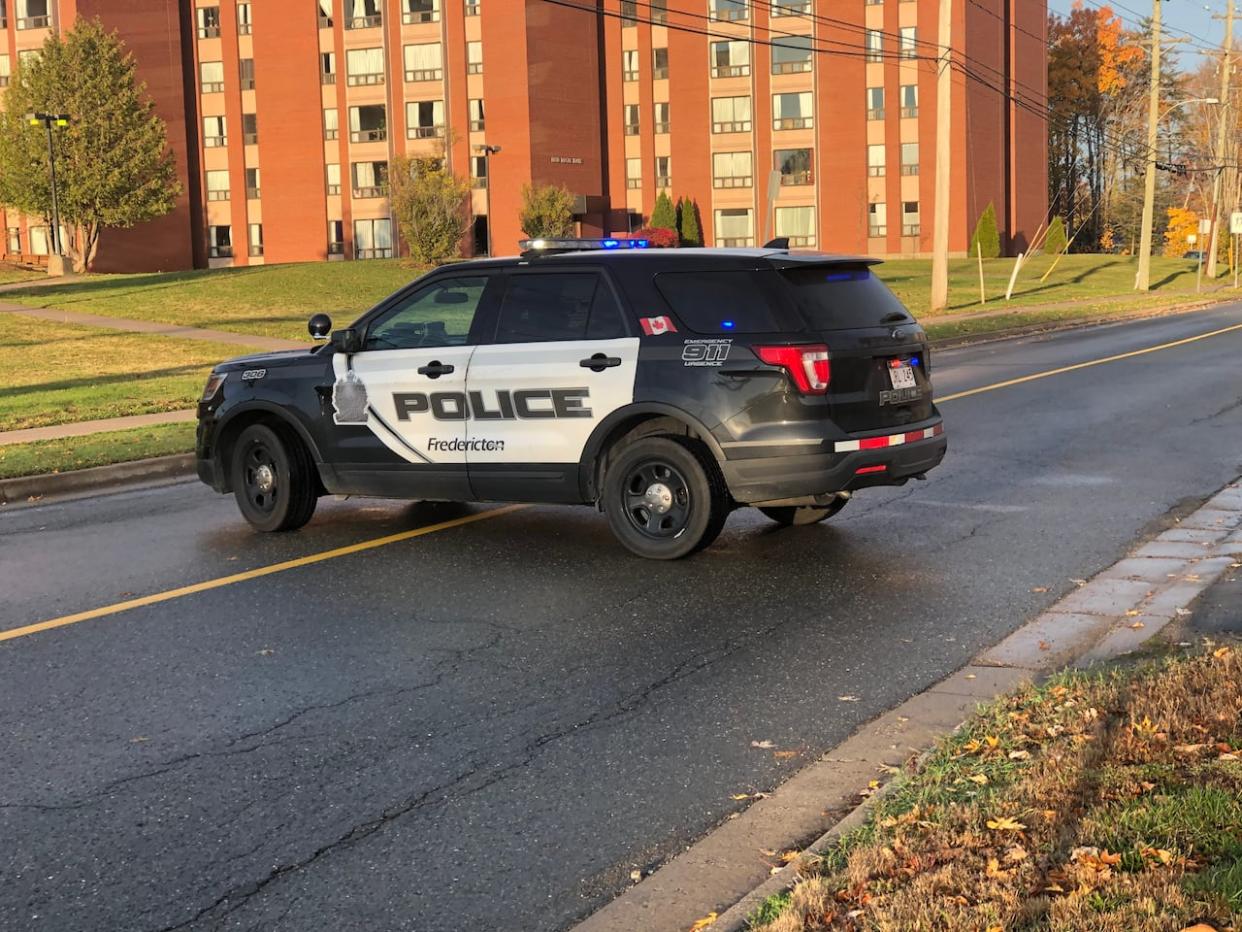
left=763, top=237, right=790, bottom=250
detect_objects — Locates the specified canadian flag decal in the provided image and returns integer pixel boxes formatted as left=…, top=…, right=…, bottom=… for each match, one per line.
left=640, top=315, right=678, bottom=336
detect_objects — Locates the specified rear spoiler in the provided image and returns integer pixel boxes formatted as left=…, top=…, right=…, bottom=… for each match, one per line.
left=762, top=251, right=883, bottom=270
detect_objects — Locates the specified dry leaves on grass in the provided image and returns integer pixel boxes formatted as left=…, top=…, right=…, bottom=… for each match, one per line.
left=688, top=912, right=717, bottom=931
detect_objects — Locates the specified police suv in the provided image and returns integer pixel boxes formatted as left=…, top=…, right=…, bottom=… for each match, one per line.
left=196, top=239, right=946, bottom=559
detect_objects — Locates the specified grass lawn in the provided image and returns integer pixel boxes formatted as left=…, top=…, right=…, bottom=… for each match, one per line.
left=0, top=422, right=195, bottom=480
left=4, top=260, right=422, bottom=342
left=0, top=264, right=46, bottom=285
left=748, top=645, right=1242, bottom=931
left=0, top=314, right=265, bottom=432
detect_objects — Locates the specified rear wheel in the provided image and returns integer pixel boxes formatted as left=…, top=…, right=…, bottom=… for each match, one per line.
left=604, top=436, right=730, bottom=560
left=758, top=494, right=849, bottom=527
left=230, top=423, right=318, bottom=532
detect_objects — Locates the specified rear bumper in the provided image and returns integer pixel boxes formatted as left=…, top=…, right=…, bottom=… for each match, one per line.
left=720, top=423, right=947, bottom=504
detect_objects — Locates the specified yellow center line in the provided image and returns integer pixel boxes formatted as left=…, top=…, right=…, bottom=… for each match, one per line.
left=936, top=322, right=1242, bottom=404
left=0, top=504, right=527, bottom=644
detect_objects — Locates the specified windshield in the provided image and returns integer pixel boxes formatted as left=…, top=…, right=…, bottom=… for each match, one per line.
left=778, top=266, right=913, bottom=331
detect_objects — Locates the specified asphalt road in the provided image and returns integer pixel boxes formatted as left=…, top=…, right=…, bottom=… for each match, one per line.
left=3, top=307, right=1242, bottom=932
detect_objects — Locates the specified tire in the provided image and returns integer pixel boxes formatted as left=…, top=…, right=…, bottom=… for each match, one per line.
left=758, top=494, right=849, bottom=527
left=603, top=436, right=730, bottom=560
left=230, top=423, right=318, bottom=532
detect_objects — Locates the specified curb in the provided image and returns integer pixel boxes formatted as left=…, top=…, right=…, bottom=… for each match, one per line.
left=575, top=479, right=1242, bottom=932
left=0, top=453, right=197, bottom=507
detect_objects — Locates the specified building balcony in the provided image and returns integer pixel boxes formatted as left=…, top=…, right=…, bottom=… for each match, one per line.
left=204, top=135, right=227, bottom=148
left=772, top=0, right=809, bottom=14
left=868, top=166, right=885, bottom=177
left=202, top=81, right=224, bottom=94
left=408, top=125, right=444, bottom=139
left=772, top=60, right=811, bottom=75
left=654, top=122, right=670, bottom=134
left=469, top=119, right=484, bottom=131
left=327, top=184, right=341, bottom=195
left=350, top=128, right=388, bottom=143
left=623, top=70, right=638, bottom=82
left=624, top=123, right=640, bottom=136
left=711, top=7, right=747, bottom=22
left=712, top=65, right=750, bottom=78
left=318, top=15, right=333, bottom=27
left=325, top=129, right=339, bottom=140
left=780, top=171, right=813, bottom=185
left=784, top=235, right=814, bottom=246
left=207, top=190, right=230, bottom=202
left=406, top=68, right=443, bottom=82
left=243, top=132, right=258, bottom=145
left=713, top=176, right=752, bottom=189
left=240, top=78, right=255, bottom=90
left=197, top=24, right=219, bottom=38
left=466, top=1, right=480, bottom=13
left=901, top=164, right=919, bottom=175
left=656, top=175, right=671, bottom=188
left=866, top=108, right=884, bottom=120
left=322, top=73, right=337, bottom=85
left=247, top=187, right=261, bottom=199
left=472, top=177, right=487, bottom=189
left=869, top=226, right=887, bottom=237
left=403, top=10, right=440, bottom=23
left=347, top=14, right=382, bottom=28
left=356, top=247, right=393, bottom=259
left=353, top=185, right=388, bottom=198
left=901, top=106, right=919, bottom=118
left=903, top=224, right=921, bottom=236
left=626, top=178, right=642, bottom=189
left=466, top=63, right=482, bottom=74
left=347, top=73, right=385, bottom=86
left=328, top=242, right=344, bottom=255
left=249, top=244, right=264, bottom=257
left=653, top=66, right=669, bottom=79
left=717, top=237, right=753, bottom=247
left=774, top=116, right=812, bottom=130
left=238, top=22, right=252, bottom=35
left=712, top=121, right=751, bottom=134
left=209, top=245, right=233, bottom=258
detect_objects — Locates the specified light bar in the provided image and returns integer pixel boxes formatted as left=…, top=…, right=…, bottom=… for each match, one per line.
left=519, top=237, right=649, bottom=255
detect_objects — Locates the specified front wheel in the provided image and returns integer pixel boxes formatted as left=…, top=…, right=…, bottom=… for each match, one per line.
left=758, top=494, right=849, bottom=527
left=603, top=436, right=730, bottom=560
left=230, top=423, right=318, bottom=532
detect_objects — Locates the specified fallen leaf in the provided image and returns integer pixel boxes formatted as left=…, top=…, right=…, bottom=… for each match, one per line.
left=630, top=869, right=642, bottom=882
left=750, top=740, right=775, bottom=749
left=1071, top=578, right=1087, bottom=586
left=1173, top=743, right=1207, bottom=755
left=730, top=794, right=751, bottom=801
left=985, top=856, right=1008, bottom=878
left=1176, top=607, right=1192, bottom=617
left=838, top=695, right=861, bottom=702
left=1038, top=640, right=1052, bottom=651
left=1126, top=609, right=1141, bottom=616
left=986, top=815, right=1026, bottom=832
left=1141, top=846, right=1173, bottom=865
left=1008, top=749, right=1031, bottom=761
left=1128, top=621, right=1145, bottom=630
left=779, top=850, right=799, bottom=863
left=773, top=750, right=798, bottom=760
left=689, top=913, right=718, bottom=931
left=1045, top=883, right=1065, bottom=893
left=1030, top=586, right=1048, bottom=593
left=1213, top=646, right=1232, bottom=658
left=967, top=773, right=988, bottom=785
left=1219, top=751, right=1239, bottom=761
left=1005, top=844, right=1029, bottom=862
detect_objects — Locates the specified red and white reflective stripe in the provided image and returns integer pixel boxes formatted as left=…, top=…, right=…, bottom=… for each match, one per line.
left=833, top=422, right=943, bottom=453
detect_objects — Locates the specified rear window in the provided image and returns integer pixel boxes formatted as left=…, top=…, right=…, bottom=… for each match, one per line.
left=654, top=270, right=789, bottom=334
left=779, top=266, right=913, bottom=331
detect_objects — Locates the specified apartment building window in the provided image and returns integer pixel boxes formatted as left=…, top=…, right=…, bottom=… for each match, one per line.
left=771, top=35, right=812, bottom=74
left=467, top=41, right=483, bottom=74
left=902, top=200, right=920, bottom=236
left=406, top=100, right=444, bottom=138
left=469, top=98, right=485, bottom=131
left=471, top=155, right=487, bottom=187
left=866, top=86, right=884, bottom=120
left=29, top=226, right=49, bottom=256
left=711, top=0, right=747, bottom=22
left=321, top=52, right=337, bottom=84
left=5, top=228, right=19, bottom=255
left=203, top=116, right=227, bottom=148
left=622, top=50, right=638, bottom=82
left=775, top=148, right=812, bottom=185
left=347, top=0, right=382, bottom=29
left=620, top=0, right=637, bottom=25
left=318, top=0, right=333, bottom=27
left=771, top=0, right=810, bottom=14
left=624, top=104, right=640, bottom=136
left=655, top=156, right=671, bottom=189
left=867, top=144, right=885, bottom=177
left=328, top=220, right=344, bottom=254
left=711, top=95, right=751, bottom=134
left=711, top=40, right=750, bottom=78
left=901, top=142, right=919, bottom=175
left=0, top=55, right=9, bottom=88
left=775, top=206, right=815, bottom=247
left=715, top=208, right=753, bottom=247
left=354, top=218, right=393, bottom=259
left=350, top=104, right=387, bottom=143
left=347, top=47, right=385, bottom=86
left=200, top=61, right=224, bottom=94
left=465, top=0, right=480, bottom=14
left=239, top=58, right=255, bottom=90
left=208, top=225, right=232, bottom=259
left=625, top=158, right=642, bottom=190
left=326, top=164, right=341, bottom=195
left=196, top=7, right=220, bottom=38
left=713, top=151, right=752, bottom=189
left=242, top=113, right=258, bottom=145
left=404, top=43, right=443, bottom=82
left=205, top=170, right=230, bottom=202
left=18, top=48, right=39, bottom=67
left=900, top=27, right=918, bottom=59
left=901, top=84, right=918, bottom=118
left=652, top=47, right=669, bottom=79
left=324, top=108, right=339, bottom=140
left=249, top=223, right=264, bottom=257
left=773, top=92, right=812, bottom=130
left=654, top=102, right=670, bottom=134
left=246, top=167, right=260, bottom=199
left=868, top=201, right=887, bottom=237
left=866, top=0, right=882, bottom=5
left=403, top=0, right=440, bottom=24
left=352, top=161, right=389, bottom=197
left=237, top=3, right=252, bottom=34
left=865, top=29, right=882, bottom=62
left=650, top=0, right=668, bottom=24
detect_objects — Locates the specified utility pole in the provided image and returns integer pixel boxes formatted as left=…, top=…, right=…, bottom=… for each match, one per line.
left=474, top=143, right=501, bottom=256
left=26, top=112, right=71, bottom=257
left=1207, top=0, right=1234, bottom=279
left=930, top=0, right=952, bottom=311
left=1135, top=0, right=1162, bottom=292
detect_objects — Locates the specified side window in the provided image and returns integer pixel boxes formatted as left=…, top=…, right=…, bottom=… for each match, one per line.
left=495, top=273, right=624, bottom=343
left=364, top=276, right=488, bottom=350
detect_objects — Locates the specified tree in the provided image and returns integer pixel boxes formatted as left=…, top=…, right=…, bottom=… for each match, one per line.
left=650, top=191, right=677, bottom=230
left=630, top=227, right=677, bottom=247
left=969, top=202, right=1001, bottom=258
left=519, top=183, right=576, bottom=238
left=0, top=18, right=180, bottom=271
left=389, top=152, right=471, bottom=266
left=1044, top=215, right=1068, bottom=255
left=678, top=197, right=702, bottom=246
left=1163, top=206, right=1198, bottom=258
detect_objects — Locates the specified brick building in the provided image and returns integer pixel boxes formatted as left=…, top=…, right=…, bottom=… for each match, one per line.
left=0, top=0, right=1046, bottom=271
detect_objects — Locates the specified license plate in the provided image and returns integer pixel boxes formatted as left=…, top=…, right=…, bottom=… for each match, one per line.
left=888, top=363, right=916, bottom=390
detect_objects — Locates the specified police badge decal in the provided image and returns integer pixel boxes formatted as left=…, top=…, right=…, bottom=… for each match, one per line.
left=332, top=370, right=369, bottom=425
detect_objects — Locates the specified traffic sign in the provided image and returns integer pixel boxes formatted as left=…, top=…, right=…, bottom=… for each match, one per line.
left=1230, top=212, right=1242, bottom=235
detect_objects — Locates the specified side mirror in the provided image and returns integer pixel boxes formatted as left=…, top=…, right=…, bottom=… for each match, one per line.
left=308, top=313, right=332, bottom=340
left=330, top=328, right=362, bottom=354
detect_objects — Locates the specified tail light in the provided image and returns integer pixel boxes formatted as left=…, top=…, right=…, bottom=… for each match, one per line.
left=754, top=344, right=831, bottom=395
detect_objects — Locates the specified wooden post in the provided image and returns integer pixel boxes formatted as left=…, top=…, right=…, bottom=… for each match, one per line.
left=977, top=241, right=986, bottom=304
left=1005, top=251, right=1025, bottom=301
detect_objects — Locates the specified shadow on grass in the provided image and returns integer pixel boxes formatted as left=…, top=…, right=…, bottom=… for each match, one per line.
left=0, top=363, right=215, bottom=400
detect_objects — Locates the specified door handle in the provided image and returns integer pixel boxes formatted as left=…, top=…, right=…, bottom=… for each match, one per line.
left=580, top=353, right=622, bottom=372
left=417, top=361, right=454, bottom=378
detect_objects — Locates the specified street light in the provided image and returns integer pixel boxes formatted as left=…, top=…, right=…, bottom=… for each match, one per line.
left=474, top=143, right=501, bottom=257
left=26, top=112, right=71, bottom=258
left=1136, top=97, right=1218, bottom=291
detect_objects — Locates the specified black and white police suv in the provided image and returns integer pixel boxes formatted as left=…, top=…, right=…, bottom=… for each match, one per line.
left=196, top=238, right=946, bottom=559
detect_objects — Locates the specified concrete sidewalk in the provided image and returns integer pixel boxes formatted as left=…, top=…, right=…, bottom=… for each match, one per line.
left=0, top=410, right=197, bottom=447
